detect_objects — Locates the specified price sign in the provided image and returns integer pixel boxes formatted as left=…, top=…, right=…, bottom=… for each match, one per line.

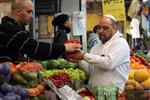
left=58, top=85, right=82, bottom=100
left=45, top=80, right=82, bottom=100
left=102, top=0, right=125, bottom=21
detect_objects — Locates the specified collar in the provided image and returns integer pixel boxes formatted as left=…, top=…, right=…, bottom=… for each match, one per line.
left=58, top=26, right=71, bottom=33
left=103, top=31, right=123, bottom=45
left=1, top=16, right=25, bottom=30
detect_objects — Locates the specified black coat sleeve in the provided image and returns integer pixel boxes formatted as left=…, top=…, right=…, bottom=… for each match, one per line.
left=12, top=31, right=65, bottom=60
left=0, top=27, right=65, bottom=60
left=0, top=17, right=66, bottom=61
left=53, top=31, right=67, bottom=44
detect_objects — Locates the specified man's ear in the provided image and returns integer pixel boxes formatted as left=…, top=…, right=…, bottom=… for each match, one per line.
left=15, top=9, right=21, bottom=16
left=114, top=24, right=118, bottom=31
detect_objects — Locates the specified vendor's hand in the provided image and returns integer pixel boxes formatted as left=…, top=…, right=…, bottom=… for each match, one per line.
left=68, top=58, right=81, bottom=64
left=66, top=50, right=85, bottom=60
left=64, top=43, right=81, bottom=53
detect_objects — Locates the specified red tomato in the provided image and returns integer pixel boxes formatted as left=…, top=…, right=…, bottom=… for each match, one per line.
left=64, top=40, right=80, bottom=44
left=74, top=40, right=80, bottom=44
left=64, top=40, right=70, bottom=44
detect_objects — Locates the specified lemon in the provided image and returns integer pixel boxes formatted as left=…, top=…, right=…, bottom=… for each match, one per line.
left=134, top=69, right=149, bottom=83
left=128, top=70, right=134, bottom=79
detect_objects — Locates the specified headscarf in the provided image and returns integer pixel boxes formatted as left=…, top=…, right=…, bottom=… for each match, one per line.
left=52, top=14, right=69, bottom=27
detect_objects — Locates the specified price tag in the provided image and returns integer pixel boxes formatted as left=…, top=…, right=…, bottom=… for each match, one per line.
left=45, top=80, right=82, bottom=100
left=58, top=85, right=82, bottom=100
left=44, top=80, right=65, bottom=100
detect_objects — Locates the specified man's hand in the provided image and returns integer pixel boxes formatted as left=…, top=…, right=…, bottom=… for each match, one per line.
left=64, top=43, right=81, bottom=53
left=66, top=49, right=85, bottom=61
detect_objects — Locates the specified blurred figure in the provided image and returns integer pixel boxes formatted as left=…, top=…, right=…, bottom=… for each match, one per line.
left=67, top=15, right=130, bottom=91
left=87, top=25, right=100, bottom=52
left=52, top=14, right=72, bottom=44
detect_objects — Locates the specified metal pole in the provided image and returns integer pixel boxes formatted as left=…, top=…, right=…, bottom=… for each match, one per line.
left=32, top=0, right=36, bottom=39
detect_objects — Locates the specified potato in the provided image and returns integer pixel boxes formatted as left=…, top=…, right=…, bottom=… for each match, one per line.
left=125, top=79, right=139, bottom=87
left=135, top=83, right=144, bottom=91
left=141, top=79, right=150, bottom=90
left=124, top=84, right=134, bottom=91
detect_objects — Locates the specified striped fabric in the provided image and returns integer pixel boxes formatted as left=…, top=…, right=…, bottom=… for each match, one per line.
left=0, top=16, right=65, bottom=62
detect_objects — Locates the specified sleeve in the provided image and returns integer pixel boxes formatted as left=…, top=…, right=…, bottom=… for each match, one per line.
left=7, top=31, right=65, bottom=60
left=91, top=38, right=99, bottom=46
left=53, top=32, right=67, bottom=44
left=83, top=40, right=130, bottom=70
left=78, top=60, right=90, bottom=75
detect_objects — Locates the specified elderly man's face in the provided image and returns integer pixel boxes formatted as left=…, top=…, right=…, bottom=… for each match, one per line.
left=97, top=16, right=116, bottom=44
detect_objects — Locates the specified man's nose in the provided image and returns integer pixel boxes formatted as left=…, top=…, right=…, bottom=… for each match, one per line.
left=30, top=12, right=33, bottom=17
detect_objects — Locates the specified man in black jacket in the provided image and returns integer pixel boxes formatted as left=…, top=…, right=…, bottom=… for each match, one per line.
left=0, top=0, right=80, bottom=62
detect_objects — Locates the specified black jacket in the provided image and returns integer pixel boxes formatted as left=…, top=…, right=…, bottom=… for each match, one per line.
left=0, top=16, right=65, bottom=62
left=53, top=26, right=70, bottom=44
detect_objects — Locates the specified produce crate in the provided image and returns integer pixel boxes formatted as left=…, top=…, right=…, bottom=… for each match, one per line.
left=125, top=90, right=150, bottom=100
left=69, top=80, right=84, bottom=91
left=93, top=85, right=119, bottom=100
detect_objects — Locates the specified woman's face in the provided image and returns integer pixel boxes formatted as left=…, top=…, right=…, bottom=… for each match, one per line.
left=64, top=17, right=72, bottom=29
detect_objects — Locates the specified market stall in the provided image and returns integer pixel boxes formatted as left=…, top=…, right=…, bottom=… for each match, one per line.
left=0, top=58, right=95, bottom=100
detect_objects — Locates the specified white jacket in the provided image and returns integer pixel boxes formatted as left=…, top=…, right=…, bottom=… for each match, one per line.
left=79, top=31, right=130, bottom=91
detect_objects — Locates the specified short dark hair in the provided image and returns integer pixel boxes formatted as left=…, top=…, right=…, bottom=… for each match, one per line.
left=11, top=0, right=31, bottom=11
left=93, top=25, right=99, bottom=33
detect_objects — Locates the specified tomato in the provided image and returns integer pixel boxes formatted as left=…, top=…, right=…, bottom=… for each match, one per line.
left=64, top=40, right=71, bottom=44
left=64, top=40, right=80, bottom=44
left=72, top=40, right=80, bottom=44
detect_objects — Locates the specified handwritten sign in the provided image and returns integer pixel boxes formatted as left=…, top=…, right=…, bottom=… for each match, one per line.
left=102, top=0, right=125, bottom=21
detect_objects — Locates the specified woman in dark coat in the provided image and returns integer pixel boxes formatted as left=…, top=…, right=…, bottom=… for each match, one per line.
left=52, top=14, right=72, bottom=44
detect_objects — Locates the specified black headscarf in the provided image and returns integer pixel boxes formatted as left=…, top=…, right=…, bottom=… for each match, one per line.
left=52, top=14, right=69, bottom=27
left=52, top=14, right=71, bottom=33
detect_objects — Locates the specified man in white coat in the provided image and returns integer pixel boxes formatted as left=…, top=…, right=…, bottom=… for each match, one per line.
left=67, top=15, right=130, bottom=91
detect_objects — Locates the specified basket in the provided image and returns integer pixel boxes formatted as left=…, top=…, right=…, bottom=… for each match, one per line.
left=125, top=90, right=150, bottom=100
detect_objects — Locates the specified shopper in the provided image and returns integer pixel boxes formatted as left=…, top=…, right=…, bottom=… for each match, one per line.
left=0, top=0, right=80, bottom=62
left=67, top=15, right=130, bottom=91
left=87, top=25, right=100, bottom=52
left=52, top=14, right=72, bottom=44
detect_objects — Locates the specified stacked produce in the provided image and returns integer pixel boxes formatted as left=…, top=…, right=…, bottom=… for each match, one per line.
left=130, top=50, right=150, bottom=70
left=0, top=63, right=29, bottom=100
left=0, top=63, right=11, bottom=84
left=125, top=69, right=150, bottom=100
left=129, top=50, right=150, bottom=79
left=125, top=50, right=150, bottom=100
left=43, top=70, right=86, bottom=90
left=43, top=68, right=86, bottom=81
left=0, top=58, right=87, bottom=99
left=93, top=85, right=118, bottom=100
left=38, top=58, right=78, bottom=70
left=135, top=50, right=150, bottom=63
left=40, top=58, right=86, bottom=90
left=77, top=87, right=95, bottom=100
left=5, top=62, right=46, bottom=99
left=48, top=72, right=71, bottom=88
left=125, top=69, right=150, bottom=91
left=0, top=83, right=28, bottom=100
